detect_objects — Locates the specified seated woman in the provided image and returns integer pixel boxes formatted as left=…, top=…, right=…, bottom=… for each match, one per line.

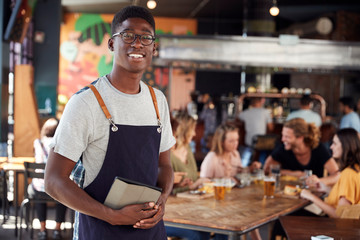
left=28, top=118, right=67, bottom=240
left=166, top=114, right=211, bottom=240
left=301, top=128, right=360, bottom=217
left=200, top=123, right=262, bottom=240
left=170, top=114, right=210, bottom=194
left=200, top=123, right=261, bottom=179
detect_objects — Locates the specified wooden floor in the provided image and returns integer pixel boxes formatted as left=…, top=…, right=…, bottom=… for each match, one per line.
left=0, top=205, right=73, bottom=240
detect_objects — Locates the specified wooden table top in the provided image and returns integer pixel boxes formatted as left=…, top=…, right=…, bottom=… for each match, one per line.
left=0, top=157, right=35, bottom=171
left=280, top=216, right=360, bottom=240
left=164, top=184, right=311, bottom=234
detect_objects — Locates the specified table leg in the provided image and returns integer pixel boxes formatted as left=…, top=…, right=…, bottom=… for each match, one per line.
left=228, top=232, right=239, bottom=240
left=1, top=170, right=6, bottom=224
left=14, top=170, right=19, bottom=237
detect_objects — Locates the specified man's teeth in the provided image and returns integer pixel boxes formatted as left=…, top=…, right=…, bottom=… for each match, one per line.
left=129, top=54, right=143, bottom=58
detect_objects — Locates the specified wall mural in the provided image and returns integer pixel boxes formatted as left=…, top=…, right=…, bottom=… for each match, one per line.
left=59, top=13, right=197, bottom=108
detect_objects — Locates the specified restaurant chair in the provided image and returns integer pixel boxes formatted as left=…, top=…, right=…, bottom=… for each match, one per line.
left=17, top=162, right=57, bottom=240
left=0, top=169, right=10, bottom=223
left=251, top=134, right=279, bottom=164
left=336, top=204, right=360, bottom=219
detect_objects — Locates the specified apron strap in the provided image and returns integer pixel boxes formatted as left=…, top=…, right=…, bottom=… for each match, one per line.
left=87, top=84, right=111, bottom=119
left=147, top=84, right=161, bottom=123
left=86, top=83, right=162, bottom=132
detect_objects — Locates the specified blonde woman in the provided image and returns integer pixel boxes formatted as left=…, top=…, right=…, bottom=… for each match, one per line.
left=171, top=114, right=210, bottom=194
left=167, top=114, right=211, bottom=240
left=200, top=122, right=262, bottom=240
left=200, top=123, right=261, bottom=179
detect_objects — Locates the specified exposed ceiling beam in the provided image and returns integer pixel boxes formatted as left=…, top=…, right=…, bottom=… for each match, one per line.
left=62, top=0, right=131, bottom=6
left=188, top=0, right=210, bottom=18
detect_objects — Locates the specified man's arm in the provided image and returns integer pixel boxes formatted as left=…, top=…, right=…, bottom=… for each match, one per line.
left=134, top=149, right=173, bottom=228
left=45, top=149, right=158, bottom=227
left=263, top=155, right=280, bottom=175
left=264, top=155, right=305, bottom=177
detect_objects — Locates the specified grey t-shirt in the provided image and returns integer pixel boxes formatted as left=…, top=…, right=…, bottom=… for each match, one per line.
left=51, top=76, right=176, bottom=188
left=238, top=107, right=272, bottom=146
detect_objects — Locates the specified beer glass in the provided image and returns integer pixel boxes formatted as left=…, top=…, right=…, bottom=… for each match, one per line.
left=263, top=176, right=276, bottom=198
left=214, top=178, right=226, bottom=200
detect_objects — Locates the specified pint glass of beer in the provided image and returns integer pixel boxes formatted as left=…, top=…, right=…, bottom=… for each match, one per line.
left=214, top=178, right=226, bottom=200
left=263, top=176, right=276, bottom=198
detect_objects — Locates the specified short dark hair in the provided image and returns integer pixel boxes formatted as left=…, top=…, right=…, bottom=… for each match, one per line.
left=339, top=96, right=355, bottom=109
left=300, top=95, right=312, bottom=106
left=111, top=6, right=155, bottom=35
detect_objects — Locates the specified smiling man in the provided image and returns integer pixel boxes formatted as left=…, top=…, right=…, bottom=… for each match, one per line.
left=45, top=6, right=175, bottom=240
left=263, top=118, right=339, bottom=186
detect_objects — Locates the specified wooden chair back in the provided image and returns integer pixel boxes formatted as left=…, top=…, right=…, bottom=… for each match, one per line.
left=336, top=204, right=360, bottom=219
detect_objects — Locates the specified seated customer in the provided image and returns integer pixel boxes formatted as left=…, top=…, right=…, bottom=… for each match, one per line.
left=200, top=123, right=261, bottom=179
left=200, top=122, right=262, bottom=240
left=263, top=118, right=340, bottom=186
left=167, top=114, right=211, bottom=240
left=171, top=114, right=210, bottom=194
left=301, top=128, right=360, bottom=217
left=28, top=118, right=67, bottom=240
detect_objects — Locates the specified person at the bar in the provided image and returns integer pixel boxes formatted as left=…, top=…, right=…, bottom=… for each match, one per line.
left=300, top=128, right=360, bottom=217
left=286, top=94, right=322, bottom=127
left=238, top=97, right=274, bottom=148
left=339, top=96, right=360, bottom=132
left=44, top=6, right=175, bottom=240
left=263, top=118, right=340, bottom=186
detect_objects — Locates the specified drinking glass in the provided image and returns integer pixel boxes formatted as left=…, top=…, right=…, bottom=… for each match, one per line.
left=263, top=176, right=276, bottom=198
left=270, top=164, right=281, bottom=189
left=214, top=178, right=226, bottom=200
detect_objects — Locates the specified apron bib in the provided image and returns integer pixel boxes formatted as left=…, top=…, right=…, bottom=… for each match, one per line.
left=78, top=84, right=166, bottom=240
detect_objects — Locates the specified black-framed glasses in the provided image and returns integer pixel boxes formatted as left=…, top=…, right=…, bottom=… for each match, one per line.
left=112, top=32, right=156, bottom=46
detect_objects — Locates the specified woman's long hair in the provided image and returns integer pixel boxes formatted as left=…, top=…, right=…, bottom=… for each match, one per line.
left=336, top=128, right=360, bottom=172
left=173, top=114, right=197, bottom=150
left=211, top=123, right=238, bottom=155
left=284, top=118, right=320, bottom=149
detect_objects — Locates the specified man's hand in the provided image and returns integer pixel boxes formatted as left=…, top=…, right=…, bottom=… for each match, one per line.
left=133, top=194, right=167, bottom=229
left=106, top=202, right=159, bottom=226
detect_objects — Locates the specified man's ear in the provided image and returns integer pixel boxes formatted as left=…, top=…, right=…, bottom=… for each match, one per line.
left=108, top=38, right=114, bottom=51
left=153, top=42, right=158, bottom=57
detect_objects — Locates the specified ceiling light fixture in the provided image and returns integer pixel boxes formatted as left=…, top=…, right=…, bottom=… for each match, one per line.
left=269, top=0, right=280, bottom=17
left=147, top=0, right=157, bottom=10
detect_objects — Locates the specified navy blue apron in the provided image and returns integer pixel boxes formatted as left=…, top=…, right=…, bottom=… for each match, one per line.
left=78, top=84, right=166, bottom=240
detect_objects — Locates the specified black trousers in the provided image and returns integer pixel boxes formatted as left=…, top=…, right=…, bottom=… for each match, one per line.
left=28, top=184, right=67, bottom=223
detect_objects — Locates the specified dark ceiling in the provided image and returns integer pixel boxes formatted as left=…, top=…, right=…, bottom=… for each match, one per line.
left=61, top=0, right=360, bottom=34
left=62, top=0, right=360, bottom=21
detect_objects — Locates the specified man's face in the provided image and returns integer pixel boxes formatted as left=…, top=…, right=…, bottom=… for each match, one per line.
left=281, top=127, right=301, bottom=150
left=109, top=18, right=155, bottom=73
